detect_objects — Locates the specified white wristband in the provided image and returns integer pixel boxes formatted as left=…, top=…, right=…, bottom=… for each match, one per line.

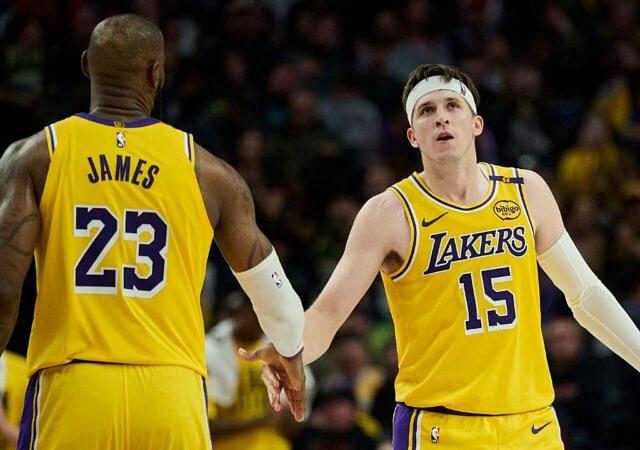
left=233, top=249, right=304, bottom=357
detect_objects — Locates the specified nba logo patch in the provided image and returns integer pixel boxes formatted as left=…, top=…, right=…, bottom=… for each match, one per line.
left=271, top=272, right=283, bottom=288
left=459, top=82, right=466, bottom=96
left=431, top=426, right=440, bottom=444
left=116, top=131, right=126, bottom=148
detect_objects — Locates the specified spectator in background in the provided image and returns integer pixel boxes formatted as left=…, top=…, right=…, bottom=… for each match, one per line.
left=207, top=291, right=311, bottom=450
left=294, top=388, right=379, bottom=450
left=544, top=317, right=605, bottom=450
left=370, top=338, right=398, bottom=444
left=0, top=355, right=19, bottom=449
left=321, top=333, right=383, bottom=413
left=564, top=196, right=607, bottom=277
left=557, top=112, right=636, bottom=206
left=611, top=181, right=640, bottom=297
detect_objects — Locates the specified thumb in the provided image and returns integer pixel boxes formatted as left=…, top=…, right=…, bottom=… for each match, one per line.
left=238, top=347, right=261, bottom=361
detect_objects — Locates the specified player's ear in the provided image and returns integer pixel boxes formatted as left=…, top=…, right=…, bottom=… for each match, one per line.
left=81, top=50, right=90, bottom=79
left=149, top=61, right=163, bottom=90
left=407, top=127, right=420, bottom=149
left=472, top=114, right=484, bottom=137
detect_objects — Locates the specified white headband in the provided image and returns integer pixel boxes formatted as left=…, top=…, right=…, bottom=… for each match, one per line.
left=405, top=76, right=477, bottom=125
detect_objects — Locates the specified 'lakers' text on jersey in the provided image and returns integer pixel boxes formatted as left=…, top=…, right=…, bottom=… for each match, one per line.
left=381, top=164, right=554, bottom=414
left=29, top=114, right=213, bottom=377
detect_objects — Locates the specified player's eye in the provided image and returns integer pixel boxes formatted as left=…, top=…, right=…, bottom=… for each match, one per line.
left=448, top=102, right=459, bottom=109
left=422, top=106, right=433, bottom=114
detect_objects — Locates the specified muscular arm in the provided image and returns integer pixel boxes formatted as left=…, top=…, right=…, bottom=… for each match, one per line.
left=303, top=191, right=407, bottom=364
left=0, top=136, right=44, bottom=354
left=195, top=143, right=271, bottom=270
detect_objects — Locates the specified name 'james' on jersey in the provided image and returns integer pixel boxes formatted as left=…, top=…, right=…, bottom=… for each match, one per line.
left=381, top=163, right=554, bottom=415
left=28, top=113, right=213, bottom=377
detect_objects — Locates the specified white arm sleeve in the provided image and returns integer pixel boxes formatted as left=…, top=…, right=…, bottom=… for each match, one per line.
left=537, top=231, right=640, bottom=372
left=233, top=249, right=304, bottom=357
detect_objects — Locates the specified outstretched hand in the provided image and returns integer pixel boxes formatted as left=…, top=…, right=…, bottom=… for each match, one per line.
left=239, top=343, right=306, bottom=422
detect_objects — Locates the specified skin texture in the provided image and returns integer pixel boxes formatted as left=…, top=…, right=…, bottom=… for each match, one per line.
left=0, top=14, right=305, bottom=422
left=241, top=85, right=567, bottom=410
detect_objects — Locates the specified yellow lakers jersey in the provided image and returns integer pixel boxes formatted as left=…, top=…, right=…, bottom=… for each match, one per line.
left=29, top=113, right=213, bottom=377
left=381, top=164, right=554, bottom=414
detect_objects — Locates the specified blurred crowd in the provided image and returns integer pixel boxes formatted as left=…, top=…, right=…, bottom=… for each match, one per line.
left=1, top=0, right=640, bottom=449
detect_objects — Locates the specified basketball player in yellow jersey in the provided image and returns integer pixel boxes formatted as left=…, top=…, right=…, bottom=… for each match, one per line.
left=243, top=63, right=640, bottom=449
left=0, top=14, right=307, bottom=450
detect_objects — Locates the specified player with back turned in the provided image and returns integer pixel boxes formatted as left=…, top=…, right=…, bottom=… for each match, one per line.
left=0, top=14, right=306, bottom=450
left=243, top=63, right=640, bottom=449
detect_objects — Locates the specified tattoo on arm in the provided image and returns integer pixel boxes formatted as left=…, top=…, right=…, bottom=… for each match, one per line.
left=247, top=230, right=269, bottom=267
left=0, top=213, right=39, bottom=257
left=231, top=168, right=253, bottom=219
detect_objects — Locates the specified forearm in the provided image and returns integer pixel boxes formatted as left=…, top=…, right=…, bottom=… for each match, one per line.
left=302, top=306, right=341, bottom=364
left=538, top=232, right=640, bottom=371
left=570, top=286, right=640, bottom=371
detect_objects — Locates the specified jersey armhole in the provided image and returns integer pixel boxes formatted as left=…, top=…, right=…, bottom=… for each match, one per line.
left=183, top=132, right=195, bottom=168
left=387, top=186, right=419, bottom=282
left=44, top=124, right=57, bottom=157
left=513, top=167, right=536, bottom=233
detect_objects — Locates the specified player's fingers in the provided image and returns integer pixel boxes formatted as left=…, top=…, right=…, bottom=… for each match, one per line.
left=261, top=364, right=280, bottom=389
left=238, top=347, right=259, bottom=361
left=284, top=387, right=306, bottom=422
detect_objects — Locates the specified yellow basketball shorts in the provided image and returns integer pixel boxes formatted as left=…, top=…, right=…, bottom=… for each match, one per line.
left=392, top=403, right=564, bottom=449
left=17, top=362, right=212, bottom=450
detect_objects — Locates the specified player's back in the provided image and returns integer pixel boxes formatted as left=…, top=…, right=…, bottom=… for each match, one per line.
left=28, top=113, right=213, bottom=377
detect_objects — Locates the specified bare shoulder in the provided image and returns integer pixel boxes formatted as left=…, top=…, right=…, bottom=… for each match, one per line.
left=519, top=168, right=565, bottom=251
left=2, top=132, right=46, bottom=164
left=520, top=169, right=549, bottom=194
left=519, top=169, right=560, bottom=211
left=1, top=132, right=49, bottom=197
left=354, top=190, right=408, bottom=257
left=360, top=189, right=404, bottom=221
left=195, top=143, right=240, bottom=187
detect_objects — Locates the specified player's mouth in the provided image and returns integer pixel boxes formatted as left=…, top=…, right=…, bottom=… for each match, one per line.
left=436, top=131, right=454, bottom=141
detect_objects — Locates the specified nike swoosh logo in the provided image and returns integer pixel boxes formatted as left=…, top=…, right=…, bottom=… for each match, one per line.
left=531, top=421, right=552, bottom=434
left=422, top=212, right=448, bottom=228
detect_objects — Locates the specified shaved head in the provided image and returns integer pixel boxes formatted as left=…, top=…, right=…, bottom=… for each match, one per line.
left=87, top=14, right=164, bottom=76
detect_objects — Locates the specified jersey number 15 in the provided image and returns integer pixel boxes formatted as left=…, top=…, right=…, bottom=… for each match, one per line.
left=459, top=266, right=517, bottom=334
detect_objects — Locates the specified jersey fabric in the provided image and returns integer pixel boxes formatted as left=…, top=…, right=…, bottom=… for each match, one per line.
left=29, top=113, right=213, bottom=377
left=381, top=163, right=554, bottom=414
left=393, top=403, right=564, bottom=450
left=18, top=363, right=211, bottom=450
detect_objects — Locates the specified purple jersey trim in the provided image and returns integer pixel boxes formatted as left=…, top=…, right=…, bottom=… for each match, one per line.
left=393, top=403, right=412, bottom=450
left=17, top=372, right=40, bottom=450
left=411, top=163, right=497, bottom=212
left=75, top=112, right=160, bottom=128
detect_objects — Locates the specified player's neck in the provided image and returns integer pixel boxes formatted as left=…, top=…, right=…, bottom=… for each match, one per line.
left=419, top=159, right=489, bottom=205
left=89, top=83, right=154, bottom=122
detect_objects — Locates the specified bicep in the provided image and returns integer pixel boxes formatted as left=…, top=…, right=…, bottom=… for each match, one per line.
left=0, top=140, right=41, bottom=298
left=196, top=146, right=271, bottom=272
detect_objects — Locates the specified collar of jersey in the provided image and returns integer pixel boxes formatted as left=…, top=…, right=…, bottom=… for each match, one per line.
left=75, top=112, right=161, bottom=128
left=410, top=163, right=497, bottom=212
